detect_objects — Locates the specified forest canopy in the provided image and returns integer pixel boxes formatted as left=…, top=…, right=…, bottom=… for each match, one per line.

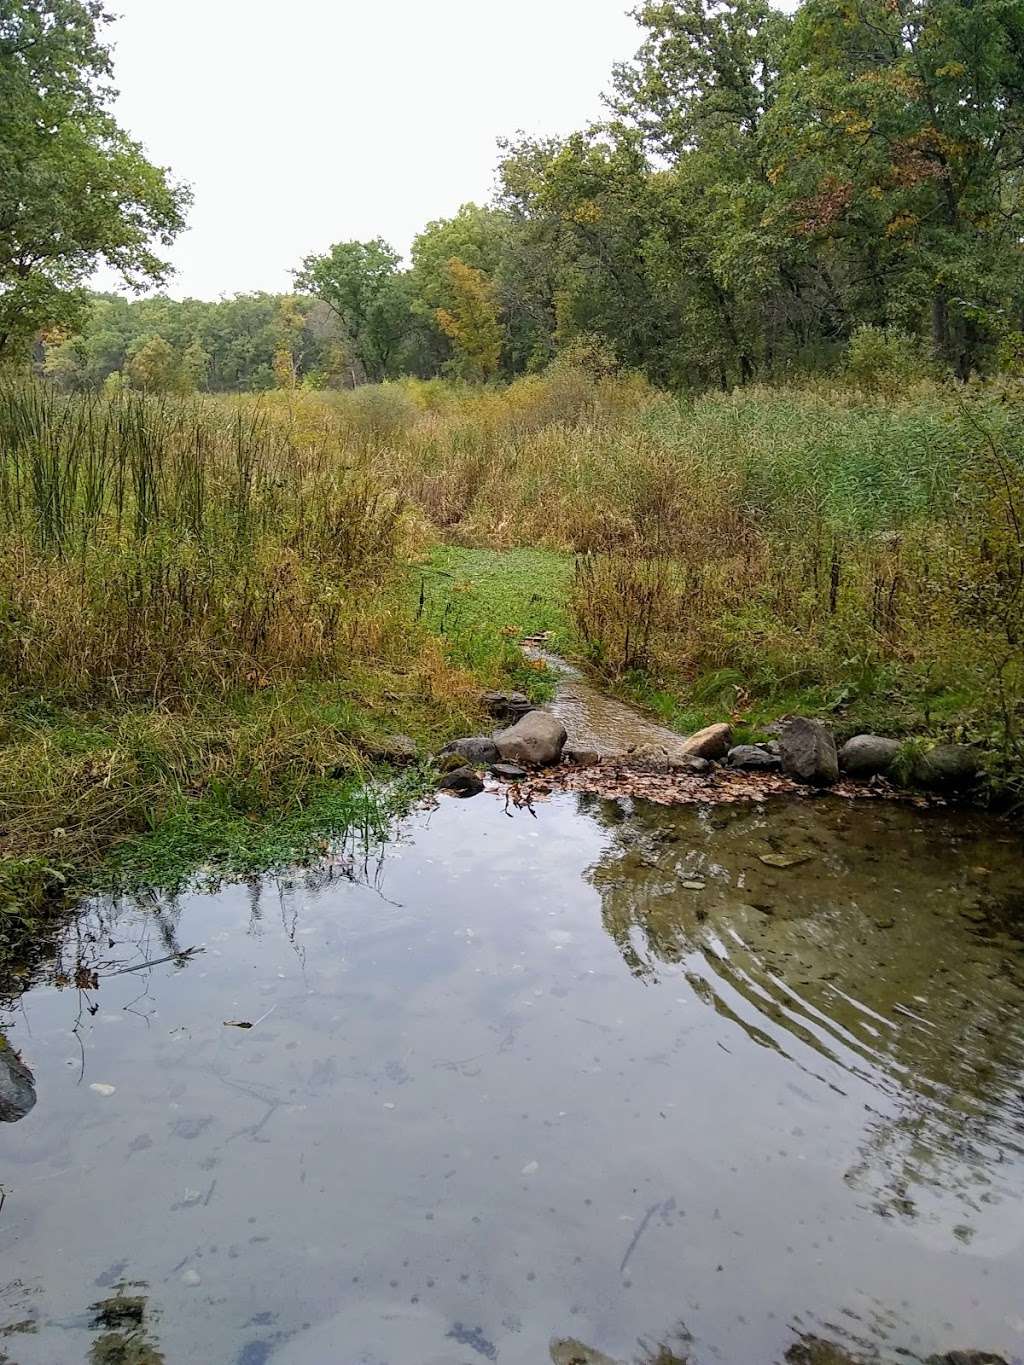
left=7, top=0, right=1024, bottom=392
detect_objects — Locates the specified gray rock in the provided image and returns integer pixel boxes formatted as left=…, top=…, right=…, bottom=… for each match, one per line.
left=480, top=690, right=534, bottom=724
left=439, top=736, right=499, bottom=766
left=437, top=766, right=484, bottom=798
left=779, top=717, right=839, bottom=785
left=928, top=1354, right=1010, bottom=1365
left=0, top=1039, right=36, bottom=1123
left=727, top=744, right=782, bottom=771
left=490, top=762, right=528, bottom=781
left=838, top=734, right=901, bottom=777
left=495, top=711, right=567, bottom=767
left=913, top=744, right=984, bottom=790
left=563, top=747, right=600, bottom=767
left=630, top=742, right=710, bottom=773
left=679, top=722, right=733, bottom=760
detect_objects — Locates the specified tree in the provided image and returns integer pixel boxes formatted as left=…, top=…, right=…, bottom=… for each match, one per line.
left=435, top=259, right=504, bottom=380
left=126, top=334, right=179, bottom=393
left=293, top=239, right=412, bottom=383
left=770, top=0, right=1024, bottom=374
left=0, top=0, right=191, bottom=359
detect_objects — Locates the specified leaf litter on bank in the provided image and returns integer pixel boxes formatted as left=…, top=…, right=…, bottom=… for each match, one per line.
left=488, top=761, right=939, bottom=810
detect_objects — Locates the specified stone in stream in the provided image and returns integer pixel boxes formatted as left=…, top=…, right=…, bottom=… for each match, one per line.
left=495, top=711, right=567, bottom=767
left=436, top=766, right=484, bottom=797
left=779, top=717, right=839, bottom=785
left=679, top=722, right=732, bottom=760
left=727, top=744, right=782, bottom=771
left=912, top=743, right=984, bottom=790
left=838, top=734, right=901, bottom=778
left=480, top=690, right=534, bottom=724
left=0, top=1037, right=36, bottom=1123
left=630, top=742, right=710, bottom=774
left=490, top=762, right=528, bottom=781
left=439, top=736, right=499, bottom=766
left=563, top=747, right=600, bottom=767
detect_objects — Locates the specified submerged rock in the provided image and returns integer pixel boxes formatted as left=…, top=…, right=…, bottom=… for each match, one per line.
left=838, top=734, right=901, bottom=777
left=679, top=722, right=732, bottom=760
left=927, top=1352, right=1010, bottom=1364
left=779, top=717, right=839, bottom=785
left=0, top=1037, right=36, bottom=1123
left=913, top=744, right=984, bottom=790
left=480, top=690, right=534, bottom=724
left=496, top=711, right=567, bottom=767
left=727, top=744, right=782, bottom=771
left=437, top=766, right=484, bottom=797
left=440, top=736, right=499, bottom=766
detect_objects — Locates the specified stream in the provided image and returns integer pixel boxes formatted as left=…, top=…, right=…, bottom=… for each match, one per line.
left=2, top=696, right=1024, bottom=1363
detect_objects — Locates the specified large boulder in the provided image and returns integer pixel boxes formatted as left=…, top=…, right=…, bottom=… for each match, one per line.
left=679, top=723, right=732, bottom=760
left=0, top=1039, right=36, bottom=1123
left=913, top=744, right=984, bottom=790
left=439, top=736, right=499, bottom=766
left=838, top=734, right=901, bottom=778
left=727, top=744, right=782, bottom=771
left=495, top=711, right=567, bottom=767
left=779, top=717, right=839, bottom=785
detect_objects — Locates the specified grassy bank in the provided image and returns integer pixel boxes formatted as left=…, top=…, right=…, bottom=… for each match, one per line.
left=280, top=365, right=1021, bottom=798
left=2, top=361, right=1022, bottom=941
left=0, top=386, right=535, bottom=935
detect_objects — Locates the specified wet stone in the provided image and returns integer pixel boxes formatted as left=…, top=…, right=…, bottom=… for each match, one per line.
left=437, top=766, right=484, bottom=797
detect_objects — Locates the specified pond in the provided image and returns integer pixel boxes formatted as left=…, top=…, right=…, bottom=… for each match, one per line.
left=1, top=788, right=1023, bottom=1364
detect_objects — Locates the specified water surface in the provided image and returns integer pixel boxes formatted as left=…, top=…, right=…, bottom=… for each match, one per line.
left=1, top=791, right=1023, bottom=1364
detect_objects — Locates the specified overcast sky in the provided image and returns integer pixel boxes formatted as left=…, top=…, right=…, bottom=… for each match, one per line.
left=96, top=0, right=644, bottom=300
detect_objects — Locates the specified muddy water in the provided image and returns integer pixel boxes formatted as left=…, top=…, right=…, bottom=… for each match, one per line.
left=526, top=647, right=688, bottom=757
left=2, top=793, right=1024, bottom=1364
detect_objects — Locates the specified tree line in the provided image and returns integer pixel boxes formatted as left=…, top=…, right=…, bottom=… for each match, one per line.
left=4, top=0, right=1024, bottom=393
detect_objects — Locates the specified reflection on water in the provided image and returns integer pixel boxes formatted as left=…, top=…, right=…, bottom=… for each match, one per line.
left=587, top=797, right=1024, bottom=1230
left=1, top=791, right=1023, bottom=1364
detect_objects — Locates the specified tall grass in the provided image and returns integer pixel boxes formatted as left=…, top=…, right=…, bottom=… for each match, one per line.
left=0, top=385, right=404, bottom=700
left=251, top=367, right=1022, bottom=778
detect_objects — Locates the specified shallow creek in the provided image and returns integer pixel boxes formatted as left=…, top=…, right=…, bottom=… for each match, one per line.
left=2, top=784, right=1024, bottom=1364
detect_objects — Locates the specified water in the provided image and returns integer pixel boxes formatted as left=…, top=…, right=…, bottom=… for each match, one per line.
left=1, top=790, right=1023, bottom=1364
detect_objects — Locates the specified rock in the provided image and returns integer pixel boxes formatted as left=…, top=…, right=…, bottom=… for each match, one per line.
left=490, top=762, right=528, bottom=781
left=779, top=717, right=839, bottom=785
left=563, top=747, right=600, bottom=767
left=495, top=711, right=567, bottom=767
left=439, top=736, right=499, bottom=766
left=630, top=742, right=710, bottom=773
left=480, top=690, right=534, bottom=724
left=364, top=733, right=419, bottom=765
left=679, top=722, right=733, bottom=760
left=437, top=766, right=484, bottom=798
left=838, top=734, right=901, bottom=777
left=912, top=744, right=984, bottom=790
left=0, top=1038, right=36, bottom=1123
left=927, top=1353, right=1010, bottom=1365
left=727, top=744, right=782, bottom=771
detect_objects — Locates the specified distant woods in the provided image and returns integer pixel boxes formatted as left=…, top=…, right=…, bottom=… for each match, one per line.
left=6, top=0, right=1024, bottom=393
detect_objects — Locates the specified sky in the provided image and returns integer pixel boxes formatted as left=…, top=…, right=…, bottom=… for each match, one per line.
left=96, top=0, right=644, bottom=301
